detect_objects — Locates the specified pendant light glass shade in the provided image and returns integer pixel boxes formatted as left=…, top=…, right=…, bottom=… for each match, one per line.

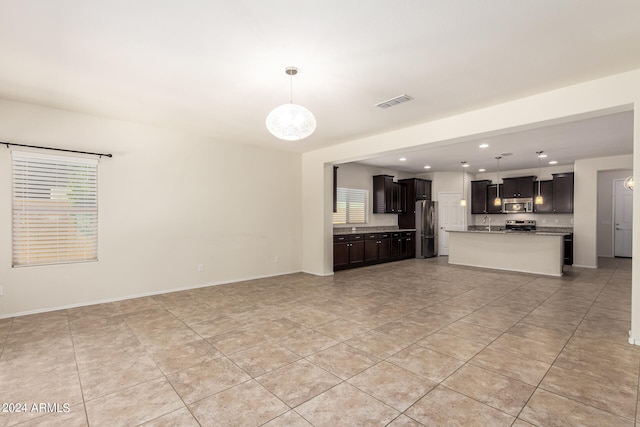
left=494, top=156, right=502, bottom=207
left=460, top=161, right=467, bottom=207
left=266, top=66, right=316, bottom=141
left=535, top=151, right=544, bottom=204
left=266, top=103, right=316, bottom=141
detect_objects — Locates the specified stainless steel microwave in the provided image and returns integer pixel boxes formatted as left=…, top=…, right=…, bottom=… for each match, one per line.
left=503, top=198, right=533, bottom=213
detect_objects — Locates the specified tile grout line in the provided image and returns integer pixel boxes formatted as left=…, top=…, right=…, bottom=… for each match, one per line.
left=513, top=263, right=636, bottom=424
left=67, top=313, right=91, bottom=427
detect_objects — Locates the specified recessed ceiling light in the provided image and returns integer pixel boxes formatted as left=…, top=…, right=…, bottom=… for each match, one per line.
left=399, top=157, right=407, bottom=161
left=478, top=168, right=486, bottom=172
left=549, top=160, right=558, bottom=165
left=538, top=153, right=548, bottom=158
left=423, top=165, right=431, bottom=169
left=479, top=143, right=489, bottom=148
left=462, top=163, right=470, bottom=168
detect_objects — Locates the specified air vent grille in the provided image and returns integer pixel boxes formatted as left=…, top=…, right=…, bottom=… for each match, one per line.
left=375, top=94, right=413, bottom=109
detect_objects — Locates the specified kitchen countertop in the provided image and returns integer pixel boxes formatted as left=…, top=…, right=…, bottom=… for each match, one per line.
left=334, top=227, right=416, bottom=235
left=449, top=229, right=570, bottom=236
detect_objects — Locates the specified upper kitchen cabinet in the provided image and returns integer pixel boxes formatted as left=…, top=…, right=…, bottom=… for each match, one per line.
left=533, top=180, right=553, bottom=213
left=399, top=178, right=432, bottom=201
left=502, top=176, right=536, bottom=198
left=470, top=180, right=491, bottom=214
left=373, top=175, right=406, bottom=213
left=552, top=172, right=574, bottom=213
left=333, top=166, right=338, bottom=213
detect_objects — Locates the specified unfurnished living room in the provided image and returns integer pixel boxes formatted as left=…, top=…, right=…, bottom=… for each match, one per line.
left=1, top=1, right=640, bottom=426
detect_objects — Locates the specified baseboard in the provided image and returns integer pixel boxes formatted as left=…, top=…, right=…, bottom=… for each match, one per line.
left=0, top=269, right=303, bottom=319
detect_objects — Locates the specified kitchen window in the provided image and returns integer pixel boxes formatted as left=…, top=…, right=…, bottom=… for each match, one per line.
left=333, top=187, right=369, bottom=225
left=11, top=151, right=98, bottom=267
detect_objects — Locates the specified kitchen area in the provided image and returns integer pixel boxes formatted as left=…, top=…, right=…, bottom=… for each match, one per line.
left=333, top=160, right=580, bottom=277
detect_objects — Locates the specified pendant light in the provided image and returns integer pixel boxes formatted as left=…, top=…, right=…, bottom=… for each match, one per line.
left=266, top=66, right=316, bottom=141
left=460, top=161, right=467, bottom=207
left=494, top=156, right=502, bottom=206
left=624, top=176, right=634, bottom=191
left=535, top=151, right=544, bottom=204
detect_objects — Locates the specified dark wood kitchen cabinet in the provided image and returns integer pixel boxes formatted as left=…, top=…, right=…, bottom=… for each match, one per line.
left=399, top=178, right=432, bottom=201
left=373, top=175, right=406, bottom=213
left=502, top=176, right=536, bottom=198
left=404, top=231, right=416, bottom=258
left=564, top=233, right=574, bottom=266
left=335, top=231, right=415, bottom=270
left=487, top=184, right=503, bottom=214
left=471, top=180, right=491, bottom=214
left=398, top=179, right=431, bottom=228
left=533, top=180, right=553, bottom=213
left=333, top=166, right=338, bottom=213
left=390, top=231, right=416, bottom=260
left=333, top=234, right=365, bottom=270
left=364, top=233, right=391, bottom=263
left=552, top=172, right=574, bottom=213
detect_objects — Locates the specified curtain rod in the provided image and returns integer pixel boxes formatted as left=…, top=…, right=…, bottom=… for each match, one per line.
left=3, top=142, right=112, bottom=158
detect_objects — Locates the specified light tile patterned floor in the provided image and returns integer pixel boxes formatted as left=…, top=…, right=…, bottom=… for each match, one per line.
left=0, top=257, right=636, bottom=426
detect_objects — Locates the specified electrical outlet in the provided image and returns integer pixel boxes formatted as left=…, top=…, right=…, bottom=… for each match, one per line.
left=197, top=264, right=204, bottom=272
left=273, top=256, right=279, bottom=263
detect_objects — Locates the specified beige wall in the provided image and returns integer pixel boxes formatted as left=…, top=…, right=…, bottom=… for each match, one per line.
left=0, top=99, right=302, bottom=317
left=332, top=163, right=399, bottom=229
left=573, top=155, right=633, bottom=267
left=597, top=169, right=633, bottom=257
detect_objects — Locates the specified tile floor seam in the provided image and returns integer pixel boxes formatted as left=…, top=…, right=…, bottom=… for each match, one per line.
left=67, top=313, right=91, bottom=427
left=153, top=350, right=202, bottom=425
left=512, top=265, right=633, bottom=424
left=0, top=317, right=13, bottom=360
left=1, top=258, right=635, bottom=426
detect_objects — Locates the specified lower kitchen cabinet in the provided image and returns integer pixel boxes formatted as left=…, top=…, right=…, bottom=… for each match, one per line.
left=334, top=231, right=415, bottom=271
left=564, top=233, right=573, bottom=266
left=333, top=234, right=365, bottom=270
left=365, top=233, right=391, bottom=263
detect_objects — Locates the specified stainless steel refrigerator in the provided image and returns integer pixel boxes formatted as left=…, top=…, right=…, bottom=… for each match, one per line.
left=415, top=200, right=438, bottom=258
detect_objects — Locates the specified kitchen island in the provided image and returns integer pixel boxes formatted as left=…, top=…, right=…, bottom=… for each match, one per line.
left=448, top=229, right=569, bottom=276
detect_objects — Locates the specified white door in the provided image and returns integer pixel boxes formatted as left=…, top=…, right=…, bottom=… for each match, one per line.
left=438, top=192, right=465, bottom=256
left=614, top=179, right=633, bottom=257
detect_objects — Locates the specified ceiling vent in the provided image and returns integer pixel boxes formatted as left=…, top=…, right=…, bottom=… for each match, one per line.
left=375, top=94, right=413, bottom=109
left=500, top=152, right=513, bottom=157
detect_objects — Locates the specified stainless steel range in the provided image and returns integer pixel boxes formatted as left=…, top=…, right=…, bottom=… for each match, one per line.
left=505, top=219, right=536, bottom=232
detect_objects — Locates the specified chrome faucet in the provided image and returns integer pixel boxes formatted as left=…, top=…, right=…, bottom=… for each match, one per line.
left=483, top=215, right=491, bottom=231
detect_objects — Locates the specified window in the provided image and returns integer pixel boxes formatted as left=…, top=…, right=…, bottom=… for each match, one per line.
left=333, top=187, right=369, bottom=224
left=12, top=151, right=98, bottom=267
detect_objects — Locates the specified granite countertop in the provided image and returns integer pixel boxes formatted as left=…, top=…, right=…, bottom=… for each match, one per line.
left=334, top=227, right=416, bottom=235
left=450, top=229, right=571, bottom=236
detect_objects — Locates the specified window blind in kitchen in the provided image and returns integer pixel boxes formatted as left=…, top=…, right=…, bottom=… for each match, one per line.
left=12, top=151, right=98, bottom=267
left=333, top=187, right=369, bottom=224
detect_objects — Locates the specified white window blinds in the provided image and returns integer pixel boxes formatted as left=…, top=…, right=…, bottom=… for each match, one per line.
left=12, top=151, right=98, bottom=267
left=333, top=187, right=369, bottom=224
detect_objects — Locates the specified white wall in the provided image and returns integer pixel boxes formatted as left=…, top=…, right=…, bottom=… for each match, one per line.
left=0, top=99, right=302, bottom=316
left=333, top=163, right=398, bottom=228
left=597, top=169, right=633, bottom=257
left=574, top=154, right=633, bottom=267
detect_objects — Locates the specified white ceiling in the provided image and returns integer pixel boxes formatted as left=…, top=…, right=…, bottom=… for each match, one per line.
left=0, top=1, right=638, bottom=165
left=356, top=110, right=634, bottom=173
